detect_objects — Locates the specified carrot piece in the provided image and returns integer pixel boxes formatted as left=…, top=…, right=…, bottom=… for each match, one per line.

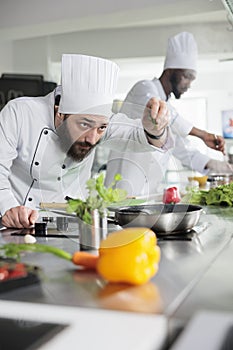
left=72, top=251, right=99, bottom=270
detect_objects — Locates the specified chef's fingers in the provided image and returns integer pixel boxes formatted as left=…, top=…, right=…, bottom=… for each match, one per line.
left=1, top=208, right=21, bottom=228
left=143, top=98, right=169, bottom=137
left=146, top=97, right=160, bottom=123
left=214, top=134, right=225, bottom=154
left=29, top=210, right=39, bottom=225
left=147, top=98, right=168, bottom=126
left=2, top=206, right=37, bottom=228
left=17, top=207, right=38, bottom=227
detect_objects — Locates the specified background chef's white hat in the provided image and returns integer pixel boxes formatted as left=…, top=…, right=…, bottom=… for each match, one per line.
left=58, top=54, right=120, bottom=117
left=164, top=32, right=198, bottom=71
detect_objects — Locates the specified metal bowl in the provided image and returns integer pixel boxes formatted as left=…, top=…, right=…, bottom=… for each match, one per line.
left=114, top=204, right=203, bottom=235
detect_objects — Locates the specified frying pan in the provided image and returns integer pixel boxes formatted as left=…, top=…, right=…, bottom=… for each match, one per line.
left=113, top=203, right=203, bottom=235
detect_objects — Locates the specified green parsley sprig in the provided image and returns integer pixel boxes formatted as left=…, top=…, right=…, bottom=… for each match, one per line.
left=67, top=173, right=127, bottom=224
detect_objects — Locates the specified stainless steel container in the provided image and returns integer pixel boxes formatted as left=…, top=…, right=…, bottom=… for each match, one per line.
left=56, top=217, right=69, bottom=231
left=79, top=209, right=108, bottom=250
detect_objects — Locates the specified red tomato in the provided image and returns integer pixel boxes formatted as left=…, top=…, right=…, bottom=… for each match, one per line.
left=8, top=263, right=27, bottom=279
left=0, top=267, right=9, bottom=281
left=163, top=187, right=181, bottom=204
left=8, top=269, right=27, bottom=279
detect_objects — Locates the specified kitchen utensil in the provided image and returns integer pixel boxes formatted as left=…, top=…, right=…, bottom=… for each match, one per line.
left=188, top=175, right=208, bottom=187
left=40, top=202, right=68, bottom=210
left=114, top=204, right=203, bottom=235
left=207, top=173, right=233, bottom=187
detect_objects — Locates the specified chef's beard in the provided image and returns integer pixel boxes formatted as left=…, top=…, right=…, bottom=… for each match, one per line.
left=67, top=140, right=97, bottom=162
left=57, top=125, right=99, bottom=162
left=170, top=72, right=182, bottom=99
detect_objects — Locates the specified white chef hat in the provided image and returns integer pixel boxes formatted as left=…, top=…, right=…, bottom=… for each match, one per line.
left=58, top=54, right=120, bottom=117
left=164, top=32, right=198, bottom=71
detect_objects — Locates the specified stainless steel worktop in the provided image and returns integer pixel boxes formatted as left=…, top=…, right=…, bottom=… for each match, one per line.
left=0, top=206, right=232, bottom=348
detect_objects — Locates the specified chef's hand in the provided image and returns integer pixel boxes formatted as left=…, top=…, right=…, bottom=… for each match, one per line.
left=206, top=159, right=233, bottom=173
left=189, top=128, right=225, bottom=155
left=203, top=132, right=225, bottom=154
left=142, top=97, right=169, bottom=145
left=1, top=206, right=39, bottom=228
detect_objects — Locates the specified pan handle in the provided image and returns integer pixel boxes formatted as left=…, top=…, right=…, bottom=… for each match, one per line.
left=107, top=217, right=120, bottom=226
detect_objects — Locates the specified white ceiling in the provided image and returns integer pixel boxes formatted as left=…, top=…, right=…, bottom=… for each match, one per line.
left=0, top=0, right=228, bottom=41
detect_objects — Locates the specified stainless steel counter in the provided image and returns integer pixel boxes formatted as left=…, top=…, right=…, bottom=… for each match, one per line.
left=0, top=206, right=232, bottom=348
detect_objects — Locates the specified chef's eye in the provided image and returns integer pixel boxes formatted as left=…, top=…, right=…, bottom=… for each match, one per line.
left=182, top=73, right=195, bottom=81
left=80, top=122, right=91, bottom=129
left=98, top=125, right=107, bottom=132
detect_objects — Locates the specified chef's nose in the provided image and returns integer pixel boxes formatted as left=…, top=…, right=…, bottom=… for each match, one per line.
left=187, top=79, right=193, bottom=89
left=85, top=128, right=98, bottom=145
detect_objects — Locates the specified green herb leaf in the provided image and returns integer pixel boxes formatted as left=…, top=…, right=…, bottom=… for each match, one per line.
left=183, top=183, right=233, bottom=206
left=67, top=173, right=127, bottom=224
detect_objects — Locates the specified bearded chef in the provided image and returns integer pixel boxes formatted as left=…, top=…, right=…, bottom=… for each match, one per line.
left=105, top=32, right=232, bottom=197
left=0, top=54, right=173, bottom=228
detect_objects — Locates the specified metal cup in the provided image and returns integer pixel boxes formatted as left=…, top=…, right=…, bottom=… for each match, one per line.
left=56, top=217, right=69, bottom=231
left=79, top=209, right=108, bottom=251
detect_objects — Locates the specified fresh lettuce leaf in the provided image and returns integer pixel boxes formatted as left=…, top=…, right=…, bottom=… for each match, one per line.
left=184, top=183, right=233, bottom=207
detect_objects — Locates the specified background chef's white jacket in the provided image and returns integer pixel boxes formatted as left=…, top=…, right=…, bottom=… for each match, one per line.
left=105, top=78, right=210, bottom=196
left=0, top=90, right=173, bottom=215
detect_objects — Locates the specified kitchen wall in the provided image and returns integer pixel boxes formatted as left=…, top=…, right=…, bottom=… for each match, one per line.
left=7, top=22, right=233, bottom=78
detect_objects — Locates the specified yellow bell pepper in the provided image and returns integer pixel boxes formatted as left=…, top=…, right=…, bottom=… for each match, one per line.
left=96, top=227, right=161, bottom=285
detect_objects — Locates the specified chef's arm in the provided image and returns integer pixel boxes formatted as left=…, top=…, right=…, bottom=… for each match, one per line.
left=205, top=159, right=233, bottom=173
left=189, top=127, right=225, bottom=154
left=105, top=97, right=174, bottom=152
left=173, top=137, right=233, bottom=174
left=142, top=97, right=170, bottom=148
left=0, top=103, right=39, bottom=228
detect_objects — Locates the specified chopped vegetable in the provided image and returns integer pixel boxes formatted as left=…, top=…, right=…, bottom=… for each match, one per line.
left=0, top=267, right=9, bottom=281
left=185, top=183, right=233, bottom=206
left=0, top=262, right=28, bottom=281
left=97, top=227, right=161, bottom=285
left=163, top=187, right=181, bottom=204
left=72, top=251, right=99, bottom=269
left=24, top=234, right=37, bottom=244
left=67, top=173, right=127, bottom=224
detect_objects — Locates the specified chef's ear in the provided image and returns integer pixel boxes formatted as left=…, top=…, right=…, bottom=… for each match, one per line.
left=54, top=108, right=65, bottom=128
left=54, top=104, right=59, bottom=114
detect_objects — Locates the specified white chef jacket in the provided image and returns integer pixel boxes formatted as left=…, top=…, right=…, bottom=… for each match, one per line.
left=0, top=90, right=173, bottom=215
left=105, top=78, right=210, bottom=196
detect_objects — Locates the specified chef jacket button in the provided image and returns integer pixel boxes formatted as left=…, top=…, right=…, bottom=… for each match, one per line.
left=44, top=130, right=48, bottom=135
left=28, top=198, right=32, bottom=202
left=57, top=177, right=61, bottom=181
left=62, top=164, right=66, bottom=169
left=35, top=161, right=39, bottom=166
